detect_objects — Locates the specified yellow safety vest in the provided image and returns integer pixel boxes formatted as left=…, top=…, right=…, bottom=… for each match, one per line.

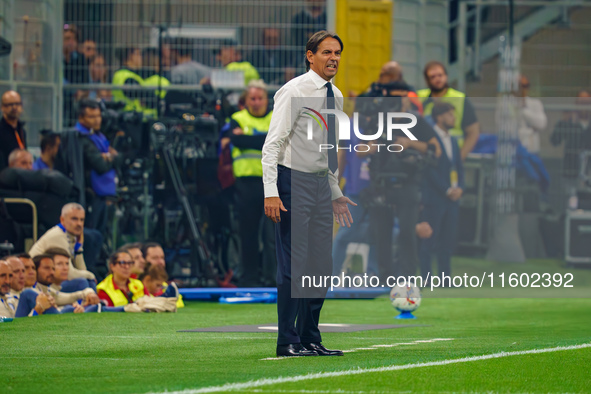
left=112, top=69, right=144, bottom=112
left=226, top=62, right=260, bottom=85
left=112, top=69, right=170, bottom=117
left=97, top=274, right=145, bottom=307
left=417, top=87, right=467, bottom=147
left=230, top=109, right=272, bottom=178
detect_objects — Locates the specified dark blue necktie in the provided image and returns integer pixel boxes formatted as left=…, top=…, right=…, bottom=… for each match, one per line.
left=325, top=82, right=338, bottom=174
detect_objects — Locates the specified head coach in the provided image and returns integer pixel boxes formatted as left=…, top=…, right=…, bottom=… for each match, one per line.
left=261, top=31, right=356, bottom=357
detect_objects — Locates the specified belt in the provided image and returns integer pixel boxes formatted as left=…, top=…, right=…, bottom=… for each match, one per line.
left=278, top=165, right=328, bottom=178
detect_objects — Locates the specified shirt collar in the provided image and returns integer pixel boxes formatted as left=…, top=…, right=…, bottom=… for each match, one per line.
left=75, top=121, right=91, bottom=135
left=308, top=69, right=333, bottom=90
left=433, top=124, right=450, bottom=138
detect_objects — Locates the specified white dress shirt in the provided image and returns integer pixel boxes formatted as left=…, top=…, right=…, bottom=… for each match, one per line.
left=262, top=69, right=344, bottom=199
left=518, top=96, right=547, bottom=154
left=434, top=124, right=454, bottom=161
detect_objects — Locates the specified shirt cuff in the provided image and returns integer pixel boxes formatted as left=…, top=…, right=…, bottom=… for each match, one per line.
left=331, top=183, right=343, bottom=200
left=264, top=183, right=279, bottom=198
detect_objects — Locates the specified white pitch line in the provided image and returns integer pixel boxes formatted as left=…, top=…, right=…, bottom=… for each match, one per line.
left=154, top=343, right=591, bottom=394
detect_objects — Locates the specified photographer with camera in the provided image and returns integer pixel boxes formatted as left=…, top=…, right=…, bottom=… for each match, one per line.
left=357, top=76, right=440, bottom=282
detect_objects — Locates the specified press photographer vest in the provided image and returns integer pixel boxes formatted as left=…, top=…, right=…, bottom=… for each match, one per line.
left=230, top=109, right=272, bottom=178
left=96, top=274, right=145, bottom=306
left=417, top=87, right=466, bottom=147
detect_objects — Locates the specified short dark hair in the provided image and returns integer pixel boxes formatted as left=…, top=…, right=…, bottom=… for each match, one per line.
left=141, top=242, right=162, bottom=258
left=116, top=47, right=140, bottom=63
left=16, top=253, right=31, bottom=259
left=423, top=61, right=447, bottom=81
left=431, top=102, right=455, bottom=122
left=77, top=99, right=100, bottom=119
left=108, top=249, right=133, bottom=268
left=305, top=31, right=343, bottom=72
left=39, top=129, right=60, bottom=153
left=120, top=242, right=143, bottom=252
left=175, top=37, right=193, bottom=59
left=44, top=247, right=71, bottom=259
left=138, top=262, right=168, bottom=282
left=64, top=24, right=79, bottom=42
left=32, top=254, right=53, bottom=270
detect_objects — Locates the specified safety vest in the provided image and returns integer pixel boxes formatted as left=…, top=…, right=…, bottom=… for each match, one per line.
left=417, top=87, right=466, bottom=147
left=112, top=69, right=170, bottom=117
left=112, top=69, right=144, bottom=112
left=96, top=274, right=145, bottom=306
left=230, top=109, right=272, bottom=178
left=226, top=62, right=260, bottom=85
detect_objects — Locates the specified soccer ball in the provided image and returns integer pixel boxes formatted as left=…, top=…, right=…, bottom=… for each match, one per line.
left=390, top=284, right=421, bottom=312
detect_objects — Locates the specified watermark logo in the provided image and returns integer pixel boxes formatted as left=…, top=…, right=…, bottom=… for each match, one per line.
left=304, top=108, right=418, bottom=152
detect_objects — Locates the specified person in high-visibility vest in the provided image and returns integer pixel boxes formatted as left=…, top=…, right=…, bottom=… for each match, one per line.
left=417, top=61, right=480, bottom=160
left=216, top=41, right=260, bottom=85
left=97, top=250, right=147, bottom=307
left=112, top=47, right=145, bottom=113
left=222, top=79, right=275, bottom=287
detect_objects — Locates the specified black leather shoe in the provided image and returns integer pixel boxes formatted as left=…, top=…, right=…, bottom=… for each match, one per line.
left=302, top=342, right=344, bottom=356
left=276, top=343, right=318, bottom=357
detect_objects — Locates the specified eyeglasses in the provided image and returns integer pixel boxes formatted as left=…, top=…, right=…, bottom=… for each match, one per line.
left=116, top=261, right=133, bottom=266
left=2, top=102, right=22, bottom=107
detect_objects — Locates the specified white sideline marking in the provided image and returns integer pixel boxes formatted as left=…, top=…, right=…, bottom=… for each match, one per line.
left=261, top=338, right=455, bottom=360
left=155, top=343, right=591, bottom=394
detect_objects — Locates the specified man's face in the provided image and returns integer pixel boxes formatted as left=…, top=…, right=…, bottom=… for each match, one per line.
left=145, top=246, right=165, bottom=267
left=426, top=65, right=448, bottom=93
left=79, top=107, right=102, bottom=131
left=0, top=262, right=13, bottom=296
left=48, top=137, right=61, bottom=159
left=1, top=92, right=23, bottom=121
left=90, top=56, right=106, bottom=82
left=20, top=257, right=36, bottom=288
left=8, top=258, right=25, bottom=292
left=263, top=29, right=280, bottom=48
left=307, top=37, right=341, bottom=82
left=53, top=255, right=70, bottom=284
left=128, top=248, right=146, bottom=275
left=63, top=31, right=78, bottom=53
left=246, top=88, right=269, bottom=117
left=60, top=209, right=85, bottom=237
left=81, top=40, right=97, bottom=60
left=218, top=47, right=239, bottom=67
left=36, top=258, right=55, bottom=286
left=441, top=109, right=456, bottom=130
left=11, top=151, right=33, bottom=170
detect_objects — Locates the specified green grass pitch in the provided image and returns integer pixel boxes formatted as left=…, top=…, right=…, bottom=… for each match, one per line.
left=2, top=261, right=591, bottom=393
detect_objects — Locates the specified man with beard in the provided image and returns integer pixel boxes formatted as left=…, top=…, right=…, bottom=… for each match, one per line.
left=0, top=91, right=26, bottom=171
left=418, top=61, right=480, bottom=160
left=14, top=255, right=60, bottom=317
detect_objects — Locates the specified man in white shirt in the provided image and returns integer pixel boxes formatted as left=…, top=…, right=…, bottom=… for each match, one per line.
left=516, top=75, right=547, bottom=154
left=262, top=31, right=355, bottom=357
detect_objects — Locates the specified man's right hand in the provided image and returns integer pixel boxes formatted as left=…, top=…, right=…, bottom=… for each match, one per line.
left=265, top=197, right=287, bottom=223
left=35, top=294, right=52, bottom=314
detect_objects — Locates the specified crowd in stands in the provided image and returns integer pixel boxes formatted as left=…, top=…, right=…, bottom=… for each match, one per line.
left=0, top=202, right=182, bottom=319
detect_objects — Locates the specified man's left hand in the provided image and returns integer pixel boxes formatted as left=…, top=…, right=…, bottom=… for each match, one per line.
left=332, top=196, right=357, bottom=228
left=83, top=293, right=100, bottom=306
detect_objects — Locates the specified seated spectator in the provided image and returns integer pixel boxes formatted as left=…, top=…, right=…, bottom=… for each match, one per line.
left=216, top=41, right=260, bottom=85
left=17, top=253, right=37, bottom=288
left=171, top=37, right=211, bottom=85
left=29, top=202, right=97, bottom=283
left=250, top=28, right=292, bottom=85
left=15, top=254, right=61, bottom=317
left=0, top=260, right=18, bottom=317
left=141, top=242, right=184, bottom=307
left=88, top=54, right=111, bottom=101
left=139, top=262, right=169, bottom=297
left=7, top=256, right=25, bottom=298
left=8, top=148, right=33, bottom=170
left=122, top=242, right=146, bottom=278
left=47, top=247, right=99, bottom=307
left=33, top=130, right=61, bottom=170
left=96, top=250, right=148, bottom=307
left=80, top=38, right=97, bottom=62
